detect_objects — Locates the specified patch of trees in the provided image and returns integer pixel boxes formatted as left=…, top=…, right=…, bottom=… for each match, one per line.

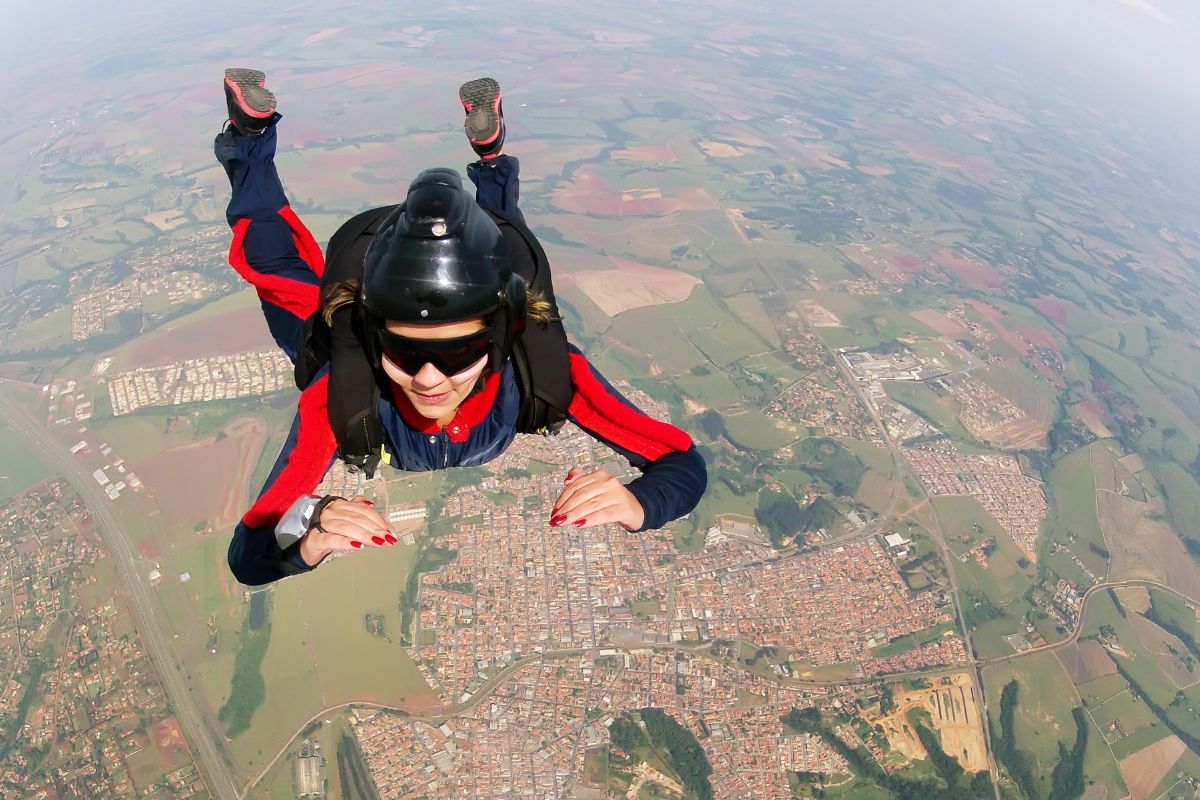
left=608, top=711, right=713, bottom=798
left=794, top=438, right=866, bottom=496
left=880, top=684, right=897, bottom=716
left=1088, top=542, right=1110, bottom=560
left=1108, top=588, right=1126, bottom=618
left=608, top=716, right=641, bottom=755
left=756, top=492, right=840, bottom=547
left=963, top=590, right=1006, bottom=627
left=337, top=732, right=381, bottom=800
left=697, top=409, right=727, bottom=441
left=0, top=660, right=47, bottom=762
left=218, top=610, right=272, bottom=738
left=993, top=680, right=1039, bottom=799
left=639, top=708, right=714, bottom=800
left=1047, top=707, right=1088, bottom=800
left=782, top=707, right=990, bottom=799
left=915, top=724, right=963, bottom=785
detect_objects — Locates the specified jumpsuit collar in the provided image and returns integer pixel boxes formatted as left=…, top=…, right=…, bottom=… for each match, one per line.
left=389, top=372, right=502, bottom=443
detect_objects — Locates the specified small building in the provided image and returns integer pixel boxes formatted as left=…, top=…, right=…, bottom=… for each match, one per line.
left=294, top=754, right=324, bottom=797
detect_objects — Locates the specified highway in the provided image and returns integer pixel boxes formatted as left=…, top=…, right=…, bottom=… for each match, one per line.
left=0, top=389, right=242, bottom=800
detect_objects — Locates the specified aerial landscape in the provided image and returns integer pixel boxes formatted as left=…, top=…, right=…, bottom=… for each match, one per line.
left=3, top=0, right=1200, bottom=798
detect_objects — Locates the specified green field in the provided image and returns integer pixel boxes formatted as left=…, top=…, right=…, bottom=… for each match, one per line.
left=721, top=410, right=800, bottom=450
left=0, top=426, right=54, bottom=503
left=1043, top=444, right=1107, bottom=576
left=171, top=535, right=235, bottom=617
left=675, top=369, right=746, bottom=409
left=933, top=496, right=1034, bottom=605
left=666, top=286, right=769, bottom=367
left=726, top=292, right=781, bottom=347
left=983, top=652, right=1128, bottom=799
left=883, top=381, right=972, bottom=442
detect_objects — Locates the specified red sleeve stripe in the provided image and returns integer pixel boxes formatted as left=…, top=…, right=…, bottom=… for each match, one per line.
left=227, top=216, right=320, bottom=320
left=243, top=375, right=338, bottom=529
left=278, top=204, right=326, bottom=279
left=566, top=352, right=693, bottom=461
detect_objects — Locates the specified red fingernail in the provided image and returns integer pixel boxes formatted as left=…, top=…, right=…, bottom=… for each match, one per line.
left=575, top=518, right=586, bottom=527
left=351, top=541, right=363, bottom=549
left=385, top=533, right=397, bottom=545
left=364, top=500, right=375, bottom=506
left=371, top=535, right=385, bottom=546
left=551, top=515, right=567, bottom=527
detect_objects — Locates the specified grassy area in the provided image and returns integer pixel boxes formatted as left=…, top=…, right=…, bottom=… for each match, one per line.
left=7, top=305, right=71, bottom=351
left=666, top=285, right=768, bottom=367
left=0, top=426, right=54, bottom=504
left=1043, top=443, right=1108, bottom=575
left=296, top=544, right=433, bottom=705
left=675, top=369, right=745, bottom=409
left=984, top=652, right=1127, bottom=799
left=721, top=410, right=800, bottom=450
left=933, top=496, right=1035, bottom=605
left=725, top=292, right=781, bottom=347
left=883, top=381, right=973, bottom=442
left=869, top=622, right=956, bottom=658
left=170, top=535, right=235, bottom=617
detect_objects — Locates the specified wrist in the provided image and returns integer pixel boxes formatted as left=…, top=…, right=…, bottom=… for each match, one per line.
left=297, top=532, right=330, bottom=567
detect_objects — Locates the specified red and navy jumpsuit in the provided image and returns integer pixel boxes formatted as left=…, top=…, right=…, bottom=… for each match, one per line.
left=215, top=116, right=708, bottom=586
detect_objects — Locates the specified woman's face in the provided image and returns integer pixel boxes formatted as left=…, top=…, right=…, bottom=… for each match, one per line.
left=379, top=318, right=490, bottom=426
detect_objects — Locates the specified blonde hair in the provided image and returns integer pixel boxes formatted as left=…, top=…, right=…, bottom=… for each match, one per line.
left=322, top=280, right=556, bottom=327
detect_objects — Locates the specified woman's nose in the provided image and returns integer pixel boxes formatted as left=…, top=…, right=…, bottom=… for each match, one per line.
left=412, top=362, right=447, bottom=387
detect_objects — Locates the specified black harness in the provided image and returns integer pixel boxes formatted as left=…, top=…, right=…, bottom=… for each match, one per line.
left=294, top=204, right=572, bottom=475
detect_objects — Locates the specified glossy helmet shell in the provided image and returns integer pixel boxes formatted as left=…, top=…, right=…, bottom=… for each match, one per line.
left=359, top=168, right=526, bottom=370
left=361, top=168, right=515, bottom=324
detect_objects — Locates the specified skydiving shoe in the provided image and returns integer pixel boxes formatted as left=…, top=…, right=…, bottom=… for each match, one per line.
left=224, top=68, right=276, bottom=135
left=459, top=77, right=505, bottom=160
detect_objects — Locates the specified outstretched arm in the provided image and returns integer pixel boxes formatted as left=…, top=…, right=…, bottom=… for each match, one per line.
left=553, top=347, right=707, bottom=531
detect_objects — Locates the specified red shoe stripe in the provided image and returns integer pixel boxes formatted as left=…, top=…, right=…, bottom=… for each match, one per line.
left=225, top=77, right=275, bottom=118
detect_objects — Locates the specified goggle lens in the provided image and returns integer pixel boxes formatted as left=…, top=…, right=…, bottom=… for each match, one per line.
left=377, top=327, right=493, bottom=377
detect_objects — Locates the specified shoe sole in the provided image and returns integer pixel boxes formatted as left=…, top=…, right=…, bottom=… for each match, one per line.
left=225, top=68, right=275, bottom=118
left=459, top=77, right=502, bottom=146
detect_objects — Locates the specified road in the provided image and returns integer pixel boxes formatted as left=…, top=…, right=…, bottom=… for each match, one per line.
left=0, top=389, right=243, bottom=800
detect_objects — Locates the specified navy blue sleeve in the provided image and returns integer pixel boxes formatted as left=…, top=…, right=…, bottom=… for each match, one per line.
left=565, top=347, right=708, bottom=532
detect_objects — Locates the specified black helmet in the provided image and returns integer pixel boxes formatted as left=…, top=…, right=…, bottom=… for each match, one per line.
left=361, top=168, right=516, bottom=324
left=360, top=167, right=526, bottom=370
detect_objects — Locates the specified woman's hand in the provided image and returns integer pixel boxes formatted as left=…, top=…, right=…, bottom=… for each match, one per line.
left=549, top=467, right=645, bottom=532
left=298, top=496, right=396, bottom=566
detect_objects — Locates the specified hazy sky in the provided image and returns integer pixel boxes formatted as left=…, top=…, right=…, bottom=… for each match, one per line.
left=1, top=0, right=1197, bottom=170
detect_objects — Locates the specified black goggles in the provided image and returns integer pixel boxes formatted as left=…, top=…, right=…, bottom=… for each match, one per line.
left=377, top=326, right=493, bottom=377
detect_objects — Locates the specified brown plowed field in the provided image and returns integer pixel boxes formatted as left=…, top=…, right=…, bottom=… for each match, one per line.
left=137, top=417, right=267, bottom=531
left=565, top=258, right=700, bottom=316
left=128, top=304, right=274, bottom=368
left=1119, top=735, right=1186, bottom=800
left=1057, top=641, right=1118, bottom=685
left=1100, top=491, right=1200, bottom=599
left=910, top=309, right=966, bottom=336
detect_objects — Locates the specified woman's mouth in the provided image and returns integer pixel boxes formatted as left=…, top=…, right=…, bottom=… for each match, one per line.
left=413, top=390, right=451, bottom=404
